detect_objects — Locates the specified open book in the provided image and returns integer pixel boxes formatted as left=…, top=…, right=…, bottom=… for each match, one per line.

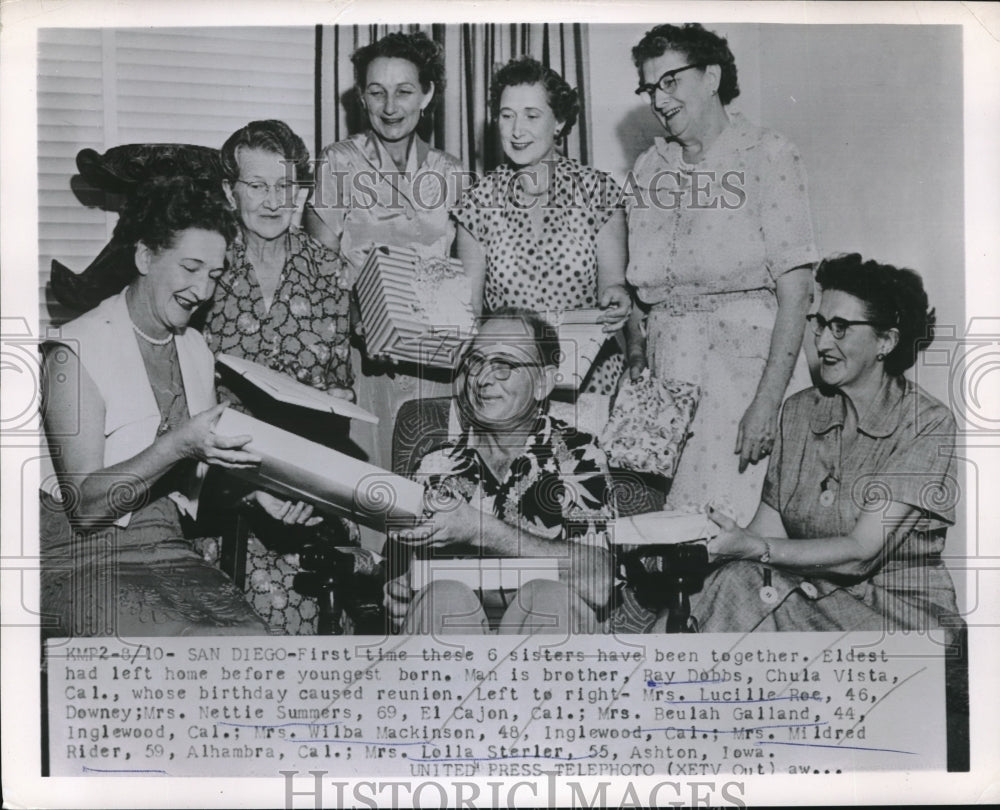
left=217, top=353, right=378, bottom=424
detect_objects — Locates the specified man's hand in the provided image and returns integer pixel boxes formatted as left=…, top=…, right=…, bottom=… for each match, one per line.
left=395, top=495, right=484, bottom=549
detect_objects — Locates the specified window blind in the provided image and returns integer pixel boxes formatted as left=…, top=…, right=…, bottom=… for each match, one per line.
left=37, top=26, right=316, bottom=329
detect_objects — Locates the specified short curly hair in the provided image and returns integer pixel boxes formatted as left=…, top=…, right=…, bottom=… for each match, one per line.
left=220, top=119, right=313, bottom=185
left=351, top=31, right=445, bottom=98
left=631, top=23, right=740, bottom=105
left=489, top=56, right=580, bottom=138
left=816, top=253, right=937, bottom=377
left=113, top=174, right=239, bottom=254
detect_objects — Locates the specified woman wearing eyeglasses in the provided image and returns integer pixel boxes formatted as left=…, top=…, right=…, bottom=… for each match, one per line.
left=201, top=119, right=356, bottom=635
left=204, top=120, right=354, bottom=421
left=660, top=255, right=960, bottom=632
left=626, top=24, right=816, bottom=524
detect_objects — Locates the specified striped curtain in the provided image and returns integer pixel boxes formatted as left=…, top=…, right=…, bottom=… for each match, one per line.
left=316, top=23, right=591, bottom=175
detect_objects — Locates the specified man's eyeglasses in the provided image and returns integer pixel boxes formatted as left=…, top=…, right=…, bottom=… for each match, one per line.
left=635, top=64, right=705, bottom=98
left=465, top=355, right=539, bottom=381
left=235, top=179, right=299, bottom=204
left=806, top=313, right=883, bottom=340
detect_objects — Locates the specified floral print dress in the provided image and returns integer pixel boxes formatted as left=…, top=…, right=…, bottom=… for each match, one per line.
left=202, top=228, right=355, bottom=635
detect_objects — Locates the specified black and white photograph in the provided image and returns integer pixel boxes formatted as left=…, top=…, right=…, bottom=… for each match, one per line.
left=1, top=1, right=998, bottom=807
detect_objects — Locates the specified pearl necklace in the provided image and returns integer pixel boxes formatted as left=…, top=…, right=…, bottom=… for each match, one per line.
left=131, top=320, right=174, bottom=346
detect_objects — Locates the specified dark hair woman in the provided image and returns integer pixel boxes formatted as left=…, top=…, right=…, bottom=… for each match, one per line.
left=453, top=56, right=631, bottom=395
left=303, top=31, right=468, bottom=473
left=305, top=31, right=464, bottom=280
left=663, top=255, right=960, bottom=633
left=41, top=176, right=318, bottom=636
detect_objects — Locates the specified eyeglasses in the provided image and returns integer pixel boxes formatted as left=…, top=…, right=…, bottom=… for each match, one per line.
left=235, top=179, right=299, bottom=204
left=465, top=355, right=539, bottom=381
left=806, top=313, right=883, bottom=340
left=635, top=64, right=705, bottom=98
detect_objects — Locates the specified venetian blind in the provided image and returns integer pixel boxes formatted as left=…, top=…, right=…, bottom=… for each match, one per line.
left=37, top=26, right=317, bottom=329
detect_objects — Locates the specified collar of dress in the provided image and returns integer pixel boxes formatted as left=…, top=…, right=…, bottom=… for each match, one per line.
left=652, top=111, right=758, bottom=165
left=362, top=130, right=431, bottom=173
left=494, top=156, right=584, bottom=208
left=809, top=375, right=909, bottom=438
left=224, top=229, right=317, bottom=286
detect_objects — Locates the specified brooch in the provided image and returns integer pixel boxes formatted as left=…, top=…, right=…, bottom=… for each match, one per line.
left=819, top=473, right=838, bottom=508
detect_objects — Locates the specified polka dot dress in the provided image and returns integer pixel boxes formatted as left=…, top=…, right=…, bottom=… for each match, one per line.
left=453, top=157, right=626, bottom=393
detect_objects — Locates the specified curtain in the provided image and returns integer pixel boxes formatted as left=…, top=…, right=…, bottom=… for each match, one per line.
left=316, top=23, right=591, bottom=175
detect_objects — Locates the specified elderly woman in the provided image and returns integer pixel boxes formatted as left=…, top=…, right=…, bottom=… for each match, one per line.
left=454, top=56, right=631, bottom=394
left=305, top=31, right=466, bottom=471
left=201, top=119, right=356, bottom=635
left=626, top=24, right=817, bottom=522
left=40, top=176, right=317, bottom=637
left=663, top=255, right=960, bottom=633
left=204, top=119, right=354, bottom=432
left=385, top=308, right=616, bottom=634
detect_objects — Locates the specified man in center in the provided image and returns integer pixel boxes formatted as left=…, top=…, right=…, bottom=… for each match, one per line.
left=386, top=308, right=616, bottom=634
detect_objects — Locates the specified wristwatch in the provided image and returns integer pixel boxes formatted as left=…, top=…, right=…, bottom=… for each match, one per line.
left=758, top=538, right=772, bottom=564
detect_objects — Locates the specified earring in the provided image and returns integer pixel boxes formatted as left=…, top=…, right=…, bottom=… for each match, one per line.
left=876, top=352, right=886, bottom=361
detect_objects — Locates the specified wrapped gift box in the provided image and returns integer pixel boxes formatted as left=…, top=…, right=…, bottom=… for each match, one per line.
left=600, top=372, right=700, bottom=477
left=356, top=245, right=476, bottom=368
left=549, top=308, right=610, bottom=390
left=216, top=407, right=425, bottom=530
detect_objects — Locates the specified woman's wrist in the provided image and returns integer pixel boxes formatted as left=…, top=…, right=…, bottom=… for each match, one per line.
left=159, top=428, right=189, bottom=464
left=751, top=384, right=783, bottom=408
